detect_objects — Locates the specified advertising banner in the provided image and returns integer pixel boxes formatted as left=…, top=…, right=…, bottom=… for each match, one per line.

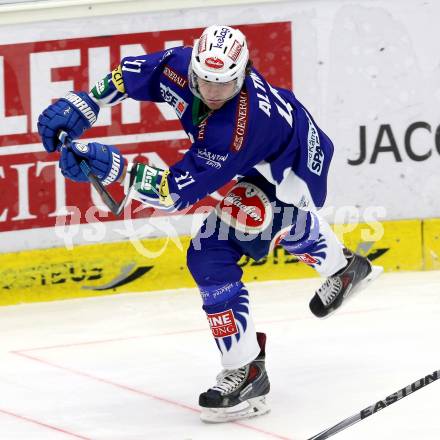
left=0, top=22, right=292, bottom=234
left=0, top=218, right=423, bottom=306
left=0, top=0, right=439, bottom=256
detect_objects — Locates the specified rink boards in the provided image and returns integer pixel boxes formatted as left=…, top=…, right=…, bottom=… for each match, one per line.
left=0, top=218, right=439, bottom=306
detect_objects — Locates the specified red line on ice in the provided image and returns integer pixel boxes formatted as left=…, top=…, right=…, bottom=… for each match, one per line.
left=9, top=306, right=387, bottom=439
left=0, top=408, right=91, bottom=439
left=15, top=335, right=142, bottom=353
left=12, top=350, right=293, bottom=440
left=14, top=307, right=389, bottom=354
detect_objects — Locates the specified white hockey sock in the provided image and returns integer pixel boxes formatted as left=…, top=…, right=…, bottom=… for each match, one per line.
left=203, top=288, right=260, bottom=370
left=280, top=212, right=347, bottom=277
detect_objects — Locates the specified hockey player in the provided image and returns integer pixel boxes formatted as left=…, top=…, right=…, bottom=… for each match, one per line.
left=38, top=25, right=382, bottom=422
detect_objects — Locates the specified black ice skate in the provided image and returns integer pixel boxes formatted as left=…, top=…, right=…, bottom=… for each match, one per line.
left=309, top=249, right=383, bottom=318
left=199, top=332, right=270, bottom=423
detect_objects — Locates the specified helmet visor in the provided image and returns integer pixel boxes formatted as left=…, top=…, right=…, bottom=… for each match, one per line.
left=197, top=78, right=239, bottom=102
left=190, top=69, right=241, bottom=103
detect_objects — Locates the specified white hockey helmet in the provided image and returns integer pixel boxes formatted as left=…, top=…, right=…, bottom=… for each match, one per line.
left=189, top=25, right=249, bottom=101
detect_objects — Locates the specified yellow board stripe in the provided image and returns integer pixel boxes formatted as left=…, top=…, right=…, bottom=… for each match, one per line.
left=423, top=218, right=440, bottom=270
left=0, top=218, right=436, bottom=306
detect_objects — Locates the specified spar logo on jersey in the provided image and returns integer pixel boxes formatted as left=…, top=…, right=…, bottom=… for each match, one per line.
left=159, top=83, right=188, bottom=118
left=304, top=109, right=324, bottom=176
left=216, top=182, right=273, bottom=234
left=207, top=309, right=238, bottom=338
left=205, top=57, right=224, bottom=69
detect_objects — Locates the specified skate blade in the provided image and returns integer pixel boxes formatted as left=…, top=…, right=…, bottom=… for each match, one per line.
left=353, top=265, right=383, bottom=295
left=339, top=265, right=383, bottom=308
left=322, top=265, right=383, bottom=319
left=200, top=396, right=270, bottom=423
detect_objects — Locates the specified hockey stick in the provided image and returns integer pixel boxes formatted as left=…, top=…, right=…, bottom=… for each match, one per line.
left=307, top=369, right=439, bottom=440
left=58, top=131, right=128, bottom=216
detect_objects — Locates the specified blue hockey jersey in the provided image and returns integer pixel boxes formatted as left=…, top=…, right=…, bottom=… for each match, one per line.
left=116, top=46, right=334, bottom=211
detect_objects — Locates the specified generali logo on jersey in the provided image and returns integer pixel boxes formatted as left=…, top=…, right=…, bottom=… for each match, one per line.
left=231, top=89, right=249, bottom=152
left=207, top=309, right=238, bottom=338
left=163, top=65, right=188, bottom=88
left=0, top=22, right=292, bottom=233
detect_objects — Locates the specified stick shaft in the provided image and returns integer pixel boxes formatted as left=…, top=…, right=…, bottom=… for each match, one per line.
left=307, top=370, right=440, bottom=440
left=58, top=131, right=125, bottom=216
left=78, top=161, right=122, bottom=215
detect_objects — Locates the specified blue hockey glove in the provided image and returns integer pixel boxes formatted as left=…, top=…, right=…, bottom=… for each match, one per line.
left=38, top=92, right=99, bottom=153
left=59, top=141, right=125, bottom=185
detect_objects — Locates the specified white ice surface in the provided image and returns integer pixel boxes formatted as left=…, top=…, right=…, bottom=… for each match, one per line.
left=0, top=271, right=439, bottom=440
